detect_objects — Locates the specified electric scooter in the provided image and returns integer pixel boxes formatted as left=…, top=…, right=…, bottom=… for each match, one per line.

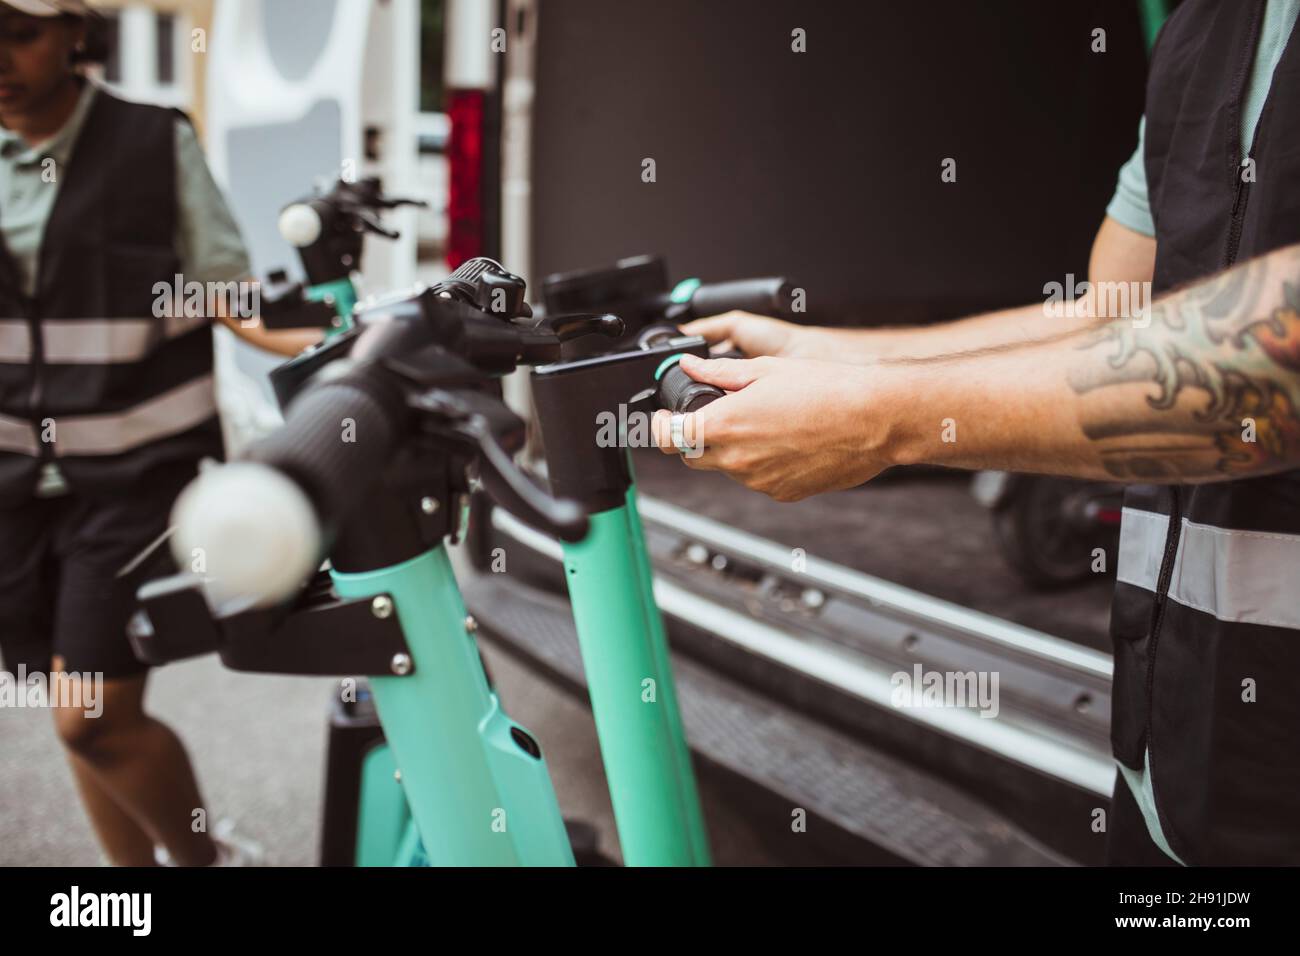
left=255, top=175, right=482, bottom=864
left=509, top=255, right=798, bottom=865
left=259, top=176, right=427, bottom=336
left=126, top=257, right=718, bottom=866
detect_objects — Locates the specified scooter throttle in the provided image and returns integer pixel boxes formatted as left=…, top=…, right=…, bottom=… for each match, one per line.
left=656, top=348, right=744, bottom=413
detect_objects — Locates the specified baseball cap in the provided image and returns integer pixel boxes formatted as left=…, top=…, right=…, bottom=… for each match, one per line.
left=1, top=0, right=92, bottom=17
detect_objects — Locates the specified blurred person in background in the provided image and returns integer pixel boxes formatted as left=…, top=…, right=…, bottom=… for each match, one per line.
left=0, top=0, right=313, bottom=865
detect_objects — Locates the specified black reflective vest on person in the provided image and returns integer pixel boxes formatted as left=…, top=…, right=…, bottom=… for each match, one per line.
left=0, top=88, right=223, bottom=505
left=1110, top=0, right=1300, bottom=865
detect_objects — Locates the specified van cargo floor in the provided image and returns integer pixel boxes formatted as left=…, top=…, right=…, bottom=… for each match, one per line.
left=629, top=451, right=1112, bottom=651
left=460, top=567, right=1072, bottom=866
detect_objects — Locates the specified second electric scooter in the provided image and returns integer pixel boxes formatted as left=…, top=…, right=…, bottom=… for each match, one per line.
left=516, top=255, right=798, bottom=866
left=260, top=176, right=427, bottom=337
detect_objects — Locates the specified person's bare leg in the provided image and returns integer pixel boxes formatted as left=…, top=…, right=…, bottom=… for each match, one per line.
left=51, top=661, right=218, bottom=866
left=64, top=754, right=157, bottom=866
left=51, top=656, right=158, bottom=866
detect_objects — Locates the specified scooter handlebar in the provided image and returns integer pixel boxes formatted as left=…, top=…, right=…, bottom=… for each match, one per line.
left=170, top=373, right=406, bottom=610
left=247, top=375, right=406, bottom=526
left=688, top=278, right=795, bottom=319
left=656, top=277, right=793, bottom=412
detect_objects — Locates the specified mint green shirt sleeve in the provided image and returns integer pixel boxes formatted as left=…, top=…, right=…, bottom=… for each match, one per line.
left=1105, top=116, right=1155, bottom=238
left=174, top=119, right=253, bottom=284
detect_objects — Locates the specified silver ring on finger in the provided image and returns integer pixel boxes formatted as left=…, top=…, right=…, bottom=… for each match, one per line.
left=670, top=413, right=692, bottom=455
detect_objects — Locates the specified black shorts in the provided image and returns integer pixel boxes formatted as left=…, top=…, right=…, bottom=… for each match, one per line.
left=0, top=464, right=194, bottom=681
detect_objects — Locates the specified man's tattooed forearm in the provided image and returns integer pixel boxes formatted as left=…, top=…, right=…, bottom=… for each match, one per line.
left=1069, top=249, right=1300, bottom=480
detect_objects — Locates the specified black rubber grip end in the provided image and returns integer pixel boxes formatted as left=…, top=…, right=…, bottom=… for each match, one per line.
left=246, top=376, right=405, bottom=530
left=658, top=363, right=725, bottom=413
left=690, top=278, right=795, bottom=319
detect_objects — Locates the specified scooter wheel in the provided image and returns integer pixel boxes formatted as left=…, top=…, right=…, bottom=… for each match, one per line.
left=992, top=477, right=1098, bottom=590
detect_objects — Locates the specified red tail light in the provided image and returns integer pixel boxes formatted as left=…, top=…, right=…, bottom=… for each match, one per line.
left=446, top=88, right=485, bottom=269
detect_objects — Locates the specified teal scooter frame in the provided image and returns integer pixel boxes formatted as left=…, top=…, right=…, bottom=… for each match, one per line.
left=304, top=275, right=359, bottom=331
left=521, top=257, right=796, bottom=866
left=332, top=545, right=575, bottom=866
left=558, top=473, right=712, bottom=865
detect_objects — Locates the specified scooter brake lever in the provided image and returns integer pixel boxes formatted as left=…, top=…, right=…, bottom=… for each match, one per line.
left=413, top=389, right=588, bottom=542
left=373, top=195, right=429, bottom=210
left=541, top=312, right=625, bottom=343
left=353, top=209, right=401, bottom=240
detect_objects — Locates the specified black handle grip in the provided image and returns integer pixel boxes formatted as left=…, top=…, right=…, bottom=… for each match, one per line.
left=689, top=278, right=795, bottom=319
left=656, top=347, right=744, bottom=414
left=658, top=363, right=723, bottom=413
left=246, top=373, right=406, bottom=530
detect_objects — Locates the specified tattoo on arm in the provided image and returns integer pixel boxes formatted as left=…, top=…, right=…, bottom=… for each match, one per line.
left=1068, top=248, right=1300, bottom=480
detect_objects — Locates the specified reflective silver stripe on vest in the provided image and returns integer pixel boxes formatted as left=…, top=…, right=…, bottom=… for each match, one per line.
left=49, top=374, right=216, bottom=456
left=1116, top=508, right=1171, bottom=593
left=1117, top=506, right=1300, bottom=630
left=0, top=316, right=210, bottom=364
left=0, top=412, right=39, bottom=456
left=0, top=321, right=33, bottom=362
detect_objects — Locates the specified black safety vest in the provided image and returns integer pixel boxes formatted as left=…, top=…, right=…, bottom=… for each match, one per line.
left=0, top=88, right=223, bottom=504
left=1111, top=0, right=1300, bottom=864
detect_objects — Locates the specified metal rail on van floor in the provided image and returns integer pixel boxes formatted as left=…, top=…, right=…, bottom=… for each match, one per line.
left=474, top=496, right=1118, bottom=862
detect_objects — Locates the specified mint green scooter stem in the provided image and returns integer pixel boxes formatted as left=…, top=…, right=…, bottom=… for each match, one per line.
left=306, top=276, right=359, bottom=336
left=332, top=545, right=575, bottom=866
left=561, top=481, right=711, bottom=866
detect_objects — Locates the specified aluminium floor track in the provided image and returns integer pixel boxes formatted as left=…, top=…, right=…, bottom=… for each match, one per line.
left=630, top=450, right=1113, bottom=651
left=461, top=568, right=1072, bottom=866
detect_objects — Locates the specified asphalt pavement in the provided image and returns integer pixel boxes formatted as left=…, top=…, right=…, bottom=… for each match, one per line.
left=0, top=632, right=623, bottom=867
